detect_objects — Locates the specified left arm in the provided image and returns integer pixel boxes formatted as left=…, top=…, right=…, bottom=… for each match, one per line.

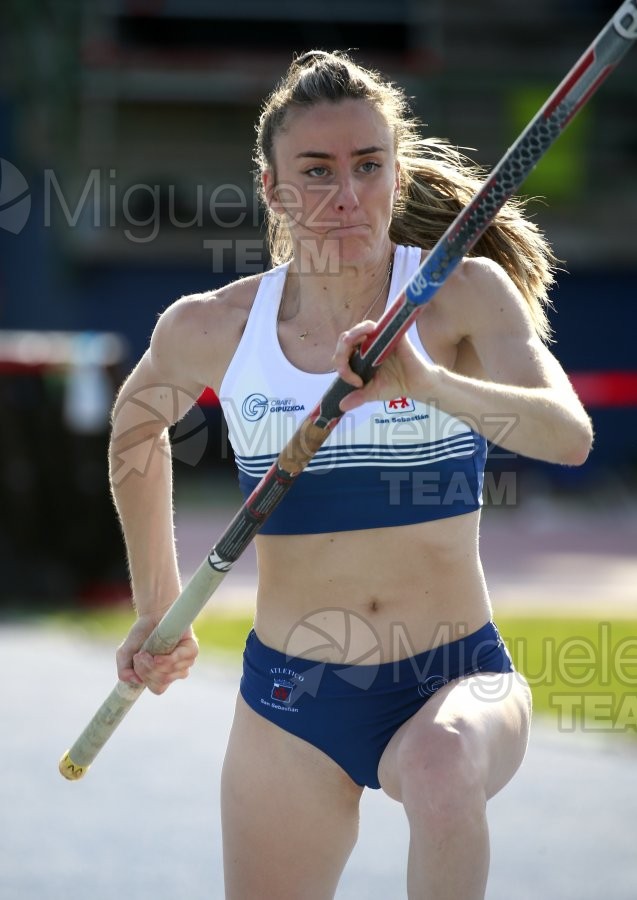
left=336, top=258, right=593, bottom=466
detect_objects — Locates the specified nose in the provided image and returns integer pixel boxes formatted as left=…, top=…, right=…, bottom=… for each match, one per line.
left=333, top=175, right=359, bottom=214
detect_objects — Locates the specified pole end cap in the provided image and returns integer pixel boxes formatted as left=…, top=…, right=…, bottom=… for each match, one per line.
left=59, top=751, right=88, bottom=781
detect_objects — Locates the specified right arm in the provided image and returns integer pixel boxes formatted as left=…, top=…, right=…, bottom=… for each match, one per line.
left=111, top=291, right=244, bottom=692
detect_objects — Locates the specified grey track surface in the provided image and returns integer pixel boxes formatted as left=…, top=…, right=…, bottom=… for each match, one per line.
left=2, top=621, right=636, bottom=900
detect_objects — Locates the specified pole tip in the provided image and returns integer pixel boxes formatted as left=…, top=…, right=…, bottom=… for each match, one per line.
left=59, top=751, right=88, bottom=781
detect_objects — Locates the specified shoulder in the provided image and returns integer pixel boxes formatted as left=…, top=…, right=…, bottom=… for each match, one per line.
left=411, top=253, right=539, bottom=373
left=150, top=271, right=267, bottom=391
left=452, top=256, right=519, bottom=295
left=417, top=247, right=519, bottom=295
left=434, top=255, right=536, bottom=334
left=421, top=251, right=519, bottom=300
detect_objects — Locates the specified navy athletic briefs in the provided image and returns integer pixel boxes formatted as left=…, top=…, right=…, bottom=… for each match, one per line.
left=240, top=620, right=515, bottom=789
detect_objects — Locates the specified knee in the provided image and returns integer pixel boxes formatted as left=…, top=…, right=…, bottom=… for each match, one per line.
left=395, top=724, right=486, bottom=830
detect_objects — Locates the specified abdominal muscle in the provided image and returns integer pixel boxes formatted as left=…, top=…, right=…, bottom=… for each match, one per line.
left=252, top=509, right=492, bottom=663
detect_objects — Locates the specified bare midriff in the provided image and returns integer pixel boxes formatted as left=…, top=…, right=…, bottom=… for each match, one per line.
left=252, top=509, right=492, bottom=662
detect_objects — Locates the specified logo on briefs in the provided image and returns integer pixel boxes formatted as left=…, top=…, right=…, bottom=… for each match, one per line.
left=384, top=397, right=415, bottom=414
left=271, top=678, right=296, bottom=704
left=417, top=675, right=449, bottom=699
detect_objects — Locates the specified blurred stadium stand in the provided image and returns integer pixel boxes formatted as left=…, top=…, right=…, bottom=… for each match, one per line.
left=0, top=1, right=635, bottom=601
left=0, top=330, right=130, bottom=603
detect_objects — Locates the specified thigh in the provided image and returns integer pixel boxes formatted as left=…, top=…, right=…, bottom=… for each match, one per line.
left=221, top=695, right=363, bottom=900
left=377, top=671, right=532, bottom=803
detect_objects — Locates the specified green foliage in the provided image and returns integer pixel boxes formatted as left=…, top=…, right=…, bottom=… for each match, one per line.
left=499, top=616, right=637, bottom=734
left=509, top=85, right=590, bottom=201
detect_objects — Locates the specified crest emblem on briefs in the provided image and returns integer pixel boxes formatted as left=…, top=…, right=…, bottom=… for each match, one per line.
left=271, top=678, right=295, bottom=704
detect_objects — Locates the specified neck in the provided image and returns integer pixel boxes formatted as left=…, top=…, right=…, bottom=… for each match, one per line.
left=283, top=245, right=394, bottom=336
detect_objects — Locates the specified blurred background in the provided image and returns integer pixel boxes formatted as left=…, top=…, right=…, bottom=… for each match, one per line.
left=0, top=0, right=635, bottom=605
left=1, top=5, right=636, bottom=899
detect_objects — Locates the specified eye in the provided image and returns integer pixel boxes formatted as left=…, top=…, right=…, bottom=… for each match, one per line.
left=305, top=165, right=329, bottom=178
left=359, top=160, right=381, bottom=174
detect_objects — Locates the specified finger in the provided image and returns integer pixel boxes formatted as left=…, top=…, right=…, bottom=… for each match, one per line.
left=149, top=654, right=197, bottom=676
left=339, top=377, right=381, bottom=412
left=147, top=671, right=189, bottom=695
left=130, top=661, right=178, bottom=695
left=117, top=665, right=144, bottom=686
left=333, top=330, right=370, bottom=385
left=160, top=638, right=199, bottom=667
left=116, top=645, right=143, bottom=684
left=132, top=646, right=197, bottom=688
left=132, top=650, right=155, bottom=678
left=143, top=664, right=192, bottom=695
left=132, top=633, right=198, bottom=665
left=334, top=321, right=376, bottom=356
left=131, top=650, right=173, bottom=674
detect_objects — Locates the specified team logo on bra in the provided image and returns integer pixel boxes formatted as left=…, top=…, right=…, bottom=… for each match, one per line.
left=242, top=393, right=269, bottom=421
left=241, top=393, right=306, bottom=421
left=375, top=395, right=428, bottom=425
left=384, top=397, right=416, bottom=414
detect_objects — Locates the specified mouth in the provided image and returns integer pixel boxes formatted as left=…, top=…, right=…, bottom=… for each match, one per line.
left=326, top=224, right=369, bottom=236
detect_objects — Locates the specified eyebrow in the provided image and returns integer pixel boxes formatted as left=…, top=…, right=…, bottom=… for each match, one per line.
left=295, top=146, right=386, bottom=160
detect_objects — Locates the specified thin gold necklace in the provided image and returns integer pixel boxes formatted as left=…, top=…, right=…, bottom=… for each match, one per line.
left=281, top=255, right=394, bottom=342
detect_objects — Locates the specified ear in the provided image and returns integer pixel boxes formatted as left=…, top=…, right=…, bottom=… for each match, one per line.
left=262, top=169, right=282, bottom=213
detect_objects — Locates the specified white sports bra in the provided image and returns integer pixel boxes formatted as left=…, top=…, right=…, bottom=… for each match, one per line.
left=218, top=244, right=487, bottom=534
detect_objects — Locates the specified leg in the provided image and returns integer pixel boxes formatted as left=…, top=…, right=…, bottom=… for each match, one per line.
left=377, top=671, right=532, bottom=900
left=221, top=695, right=363, bottom=900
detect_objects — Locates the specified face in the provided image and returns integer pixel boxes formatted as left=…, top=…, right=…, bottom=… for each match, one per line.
left=263, top=99, right=399, bottom=269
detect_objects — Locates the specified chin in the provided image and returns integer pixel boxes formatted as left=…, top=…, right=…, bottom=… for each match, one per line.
left=335, top=236, right=378, bottom=266
left=293, top=228, right=387, bottom=273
